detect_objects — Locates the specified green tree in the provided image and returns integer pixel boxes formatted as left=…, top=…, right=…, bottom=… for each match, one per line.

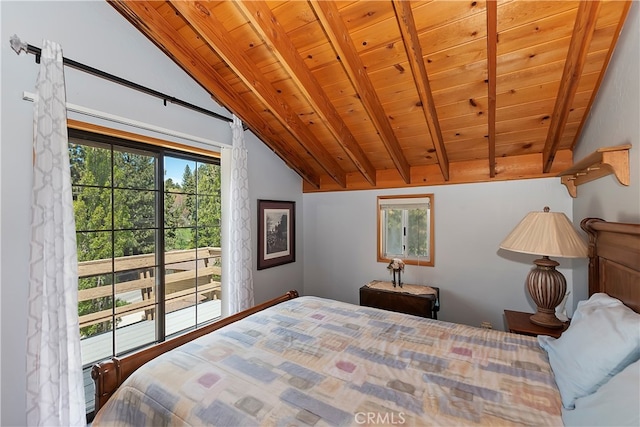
left=195, top=163, right=221, bottom=248
left=384, top=209, right=403, bottom=255
left=383, top=207, right=429, bottom=258
left=113, top=149, right=156, bottom=256
left=71, top=145, right=221, bottom=339
left=182, top=164, right=196, bottom=228
left=68, top=143, right=86, bottom=184
left=72, top=144, right=136, bottom=337
left=407, top=208, right=428, bottom=257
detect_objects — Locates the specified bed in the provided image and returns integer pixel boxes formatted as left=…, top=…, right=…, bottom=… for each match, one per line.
left=92, top=218, right=640, bottom=426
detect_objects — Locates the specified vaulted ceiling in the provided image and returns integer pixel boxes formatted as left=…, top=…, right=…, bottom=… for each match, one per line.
left=109, top=0, right=631, bottom=192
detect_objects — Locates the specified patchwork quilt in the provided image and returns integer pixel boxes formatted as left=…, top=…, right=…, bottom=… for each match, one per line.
left=93, top=296, right=562, bottom=426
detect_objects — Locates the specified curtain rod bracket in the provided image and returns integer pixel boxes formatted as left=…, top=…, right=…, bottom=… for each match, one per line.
left=9, top=34, right=28, bottom=55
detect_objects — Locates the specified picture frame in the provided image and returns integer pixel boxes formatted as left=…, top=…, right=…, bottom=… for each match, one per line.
left=257, top=199, right=295, bottom=270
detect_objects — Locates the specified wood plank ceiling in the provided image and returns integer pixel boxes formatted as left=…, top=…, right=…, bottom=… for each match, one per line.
left=109, top=0, right=631, bottom=192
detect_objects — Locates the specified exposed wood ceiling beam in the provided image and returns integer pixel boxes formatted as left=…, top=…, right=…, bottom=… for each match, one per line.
left=569, top=1, right=632, bottom=151
left=543, top=0, right=600, bottom=173
left=170, top=1, right=347, bottom=188
left=107, top=0, right=629, bottom=193
left=486, top=0, right=497, bottom=178
left=235, top=0, right=377, bottom=186
left=392, top=0, right=450, bottom=182
left=303, top=150, right=574, bottom=193
left=309, top=0, right=411, bottom=184
left=109, top=0, right=321, bottom=188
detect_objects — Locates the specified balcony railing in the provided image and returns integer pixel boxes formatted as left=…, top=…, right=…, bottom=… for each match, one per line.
left=78, top=247, right=221, bottom=329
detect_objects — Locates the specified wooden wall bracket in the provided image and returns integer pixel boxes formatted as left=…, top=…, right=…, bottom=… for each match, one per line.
left=558, top=144, right=631, bottom=197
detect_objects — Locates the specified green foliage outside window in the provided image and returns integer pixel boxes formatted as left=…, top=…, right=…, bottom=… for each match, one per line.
left=379, top=195, right=433, bottom=266
left=70, top=137, right=221, bottom=339
left=407, top=208, right=429, bottom=257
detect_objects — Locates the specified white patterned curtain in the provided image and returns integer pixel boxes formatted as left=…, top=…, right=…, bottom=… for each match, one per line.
left=25, top=40, right=86, bottom=426
left=227, top=115, right=254, bottom=314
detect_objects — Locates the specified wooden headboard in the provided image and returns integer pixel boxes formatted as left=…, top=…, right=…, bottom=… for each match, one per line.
left=581, top=218, right=640, bottom=313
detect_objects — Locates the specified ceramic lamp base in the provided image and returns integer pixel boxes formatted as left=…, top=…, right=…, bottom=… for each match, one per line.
left=527, top=256, right=566, bottom=329
left=530, top=309, right=565, bottom=328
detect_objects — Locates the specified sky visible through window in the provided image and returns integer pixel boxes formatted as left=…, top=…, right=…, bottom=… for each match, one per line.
left=164, top=156, right=186, bottom=183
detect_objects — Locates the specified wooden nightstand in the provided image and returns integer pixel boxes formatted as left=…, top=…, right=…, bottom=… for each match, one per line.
left=504, top=310, right=569, bottom=339
left=360, top=281, right=439, bottom=319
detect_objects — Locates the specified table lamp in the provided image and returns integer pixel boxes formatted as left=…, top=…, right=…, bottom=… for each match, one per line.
left=499, top=207, right=587, bottom=328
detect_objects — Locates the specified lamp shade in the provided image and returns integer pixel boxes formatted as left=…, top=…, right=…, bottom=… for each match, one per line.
left=500, top=207, right=587, bottom=258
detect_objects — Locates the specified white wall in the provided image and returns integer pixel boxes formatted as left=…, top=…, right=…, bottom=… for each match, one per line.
left=572, top=2, right=640, bottom=304
left=303, top=178, right=575, bottom=329
left=245, top=131, right=304, bottom=303
left=0, top=2, right=302, bottom=425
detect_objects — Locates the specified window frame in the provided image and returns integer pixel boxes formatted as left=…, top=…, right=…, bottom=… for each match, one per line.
left=377, top=194, right=434, bottom=267
left=70, top=125, right=222, bottom=344
left=69, top=122, right=222, bottom=419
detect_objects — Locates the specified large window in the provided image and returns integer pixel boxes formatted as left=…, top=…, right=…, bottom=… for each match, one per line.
left=377, top=194, right=434, bottom=267
left=69, top=128, right=221, bottom=414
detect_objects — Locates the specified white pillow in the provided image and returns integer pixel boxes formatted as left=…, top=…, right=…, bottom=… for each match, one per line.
left=538, top=293, right=640, bottom=409
left=562, top=360, right=640, bottom=426
left=571, top=293, right=626, bottom=321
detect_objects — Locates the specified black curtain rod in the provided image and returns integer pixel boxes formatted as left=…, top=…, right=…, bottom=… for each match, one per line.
left=24, top=43, right=232, bottom=123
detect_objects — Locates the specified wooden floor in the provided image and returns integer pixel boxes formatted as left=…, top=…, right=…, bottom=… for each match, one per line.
left=83, top=299, right=222, bottom=414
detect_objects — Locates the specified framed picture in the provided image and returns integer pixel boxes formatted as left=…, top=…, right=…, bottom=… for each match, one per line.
left=257, top=200, right=296, bottom=270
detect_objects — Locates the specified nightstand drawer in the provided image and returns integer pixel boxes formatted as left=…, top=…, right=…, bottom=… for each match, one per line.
left=360, top=281, right=439, bottom=319
left=504, top=310, right=568, bottom=339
